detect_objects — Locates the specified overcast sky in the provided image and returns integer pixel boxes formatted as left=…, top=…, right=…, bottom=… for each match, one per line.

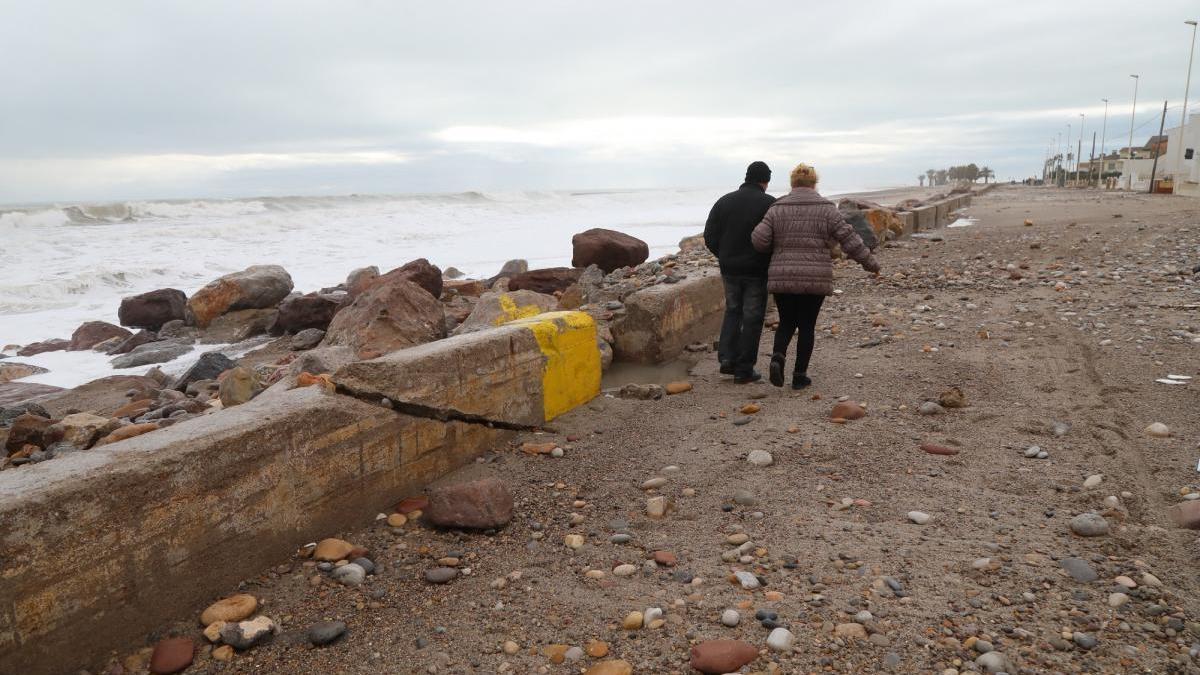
left=2, top=0, right=1197, bottom=203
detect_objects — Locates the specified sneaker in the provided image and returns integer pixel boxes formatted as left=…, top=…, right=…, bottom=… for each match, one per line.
left=768, top=353, right=785, bottom=387
left=719, top=362, right=735, bottom=375
left=734, top=370, right=763, bottom=384
left=792, top=373, right=812, bottom=390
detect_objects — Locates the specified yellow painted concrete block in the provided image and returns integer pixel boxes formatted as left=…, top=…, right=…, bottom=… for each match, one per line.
left=509, top=311, right=600, bottom=421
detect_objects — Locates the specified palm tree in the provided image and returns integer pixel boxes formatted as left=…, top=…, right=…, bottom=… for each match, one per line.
left=925, top=169, right=936, bottom=186
left=979, top=166, right=994, bottom=184
left=918, top=175, right=926, bottom=186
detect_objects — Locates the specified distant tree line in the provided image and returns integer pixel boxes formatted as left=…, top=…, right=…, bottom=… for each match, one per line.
left=918, top=163, right=994, bottom=187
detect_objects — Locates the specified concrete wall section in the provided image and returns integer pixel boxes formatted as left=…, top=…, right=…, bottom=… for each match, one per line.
left=912, top=205, right=936, bottom=231
left=935, top=202, right=950, bottom=227
left=0, top=387, right=506, bottom=674
left=611, top=274, right=724, bottom=364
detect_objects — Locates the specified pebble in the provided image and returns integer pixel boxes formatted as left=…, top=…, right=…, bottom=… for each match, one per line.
left=387, top=513, right=408, bottom=527
left=834, top=623, right=867, bottom=640
left=424, top=567, right=459, bottom=584
left=641, top=477, right=667, bottom=490
left=564, top=534, right=585, bottom=549
left=1023, top=445, right=1041, bottom=458
left=1108, top=592, right=1130, bottom=607
left=1069, top=512, right=1110, bottom=537
left=1114, top=575, right=1136, bottom=588
left=585, top=640, right=609, bottom=658
left=733, top=490, right=757, bottom=506
left=747, top=450, right=773, bottom=467
left=211, top=645, right=234, bottom=662
left=1142, top=572, right=1163, bottom=587
left=854, top=610, right=873, bottom=623
left=1073, top=631, right=1098, bottom=650
left=1060, top=557, right=1098, bottom=583
left=1083, top=474, right=1103, bottom=488
left=503, top=640, right=520, bottom=655
left=907, top=511, right=931, bottom=525
left=331, top=563, right=366, bottom=586
left=564, top=646, right=584, bottom=661
left=1146, top=422, right=1171, bottom=438
left=219, top=616, right=277, bottom=650
left=917, top=401, right=944, bottom=415
left=613, top=564, right=637, bottom=577
left=734, top=571, right=760, bottom=589
left=726, top=533, right=750, bottom=545
left=975, top=651, right=1013, bottom=673
left=585, top=661, right=633, bottom=675
left=149, top=637, right=194, bottom=675
left=199, top=594, right=258, bottom=625
left=610, top=534, right=632, bottom=544
left=720, top=609, right=740, bottom=627
left=308, top=621, right=347, bottom=646
left=646, top=496, right=668, bottom=518
left=766, top=627, right=795, bottom=652
left=351, top=557, right=375, bottom=575
left=622, top=611, right=644, bottom=630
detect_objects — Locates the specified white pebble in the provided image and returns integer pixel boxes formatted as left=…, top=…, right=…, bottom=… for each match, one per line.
left=907, top=511, right=931, bottom=525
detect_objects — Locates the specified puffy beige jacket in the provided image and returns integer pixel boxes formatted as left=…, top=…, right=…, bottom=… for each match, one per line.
left=751, top=187, right=879, bottom=295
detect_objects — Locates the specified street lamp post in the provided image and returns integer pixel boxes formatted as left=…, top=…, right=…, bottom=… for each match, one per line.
left=1176, top=20, right=1198, bottom=189
left=1066, top=123, right=1072, bottom=182
left=1078, top=114, right=1085, bottom=187
left=1100, top=98, right=1109, bottom=187
left=1127, top=74, right=1140, bottom=190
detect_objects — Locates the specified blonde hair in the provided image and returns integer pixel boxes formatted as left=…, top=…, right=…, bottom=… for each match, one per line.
left=790, top=163, right=819, bottom=188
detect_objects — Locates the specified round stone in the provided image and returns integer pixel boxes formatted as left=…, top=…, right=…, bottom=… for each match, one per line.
left=1146, top=422, right=1171, bottom=438
left=149, top=637, right=194, bottom=674
left=766, top=627, right=794, bottom=652
left=720, top=609, right=740, bottom=627
left=1070, top=512, right=1110, bottom=537
left=331, top=563, right=366, bottom=586
left=747, top=450, right=773, bottom=467
left=308, top=621, right=347, bottom=646
left=424, top=567, right=459, bottom=584
left=907, top=511, right=931, bottom=525
left=199, top=594, right=257, bottom=626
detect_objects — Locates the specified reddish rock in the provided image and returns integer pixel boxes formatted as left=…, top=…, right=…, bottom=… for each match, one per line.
left=921, top=443, right=959, bottom=456
left=443, top=279, right=486, bottom=297
left=149, top=637, right=194, bottom=674
left=94, top=422, right=159, bottom=447
left=353, top=258, right=443, bottom=302
left=507, top=267, right=582, bottom=294
left=186, top=265, right=294, bottom=328
left=118, top=288, right=187, bottom=330
left=652, top=550, right=677, bottom=567
left=396, top=496, right=429, bottom=514
left=830, top=401, right=866, bottom=420
left=16, top=338, right=70, bottom=357
left=572, top=228, right=650, bottom=273
left=108, top=329, right=159, bottom=355
left=426, top=477, right=513, bottom=530
left=69, top=321, right=132, bottom=351
left=689, top=639, right=758, bottom=674
left=345, top=266, right=380, bottom=299
left=0, top=362, right=48, bottom=384
left=1171, top=501, right=1200, bottom=529
left=5, top=413, right=53, bottom=455
left=275, top=293, right=341, bottom=333
left=321, top=279, right=445, bottom=359
left=112, top=399, right=155, bottom=419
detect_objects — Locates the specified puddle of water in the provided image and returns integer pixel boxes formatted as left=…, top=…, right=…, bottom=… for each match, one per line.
left=947, top=217, right=978, bottom=228
left=601, top=358, right=697, bottom=390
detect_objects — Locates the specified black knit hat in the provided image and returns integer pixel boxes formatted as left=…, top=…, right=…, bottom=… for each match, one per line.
left=745, top=161, right=771, bottom=184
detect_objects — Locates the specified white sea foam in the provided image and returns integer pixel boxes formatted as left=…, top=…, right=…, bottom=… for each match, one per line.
left=1, top=185, right=864, bottom=388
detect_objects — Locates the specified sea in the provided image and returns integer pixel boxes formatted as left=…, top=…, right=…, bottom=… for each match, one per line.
left=1, top=185, right=865, bottom=389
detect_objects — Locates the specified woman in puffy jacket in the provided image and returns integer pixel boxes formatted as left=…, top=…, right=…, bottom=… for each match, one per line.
left=751, top=163, right=881, bottom=389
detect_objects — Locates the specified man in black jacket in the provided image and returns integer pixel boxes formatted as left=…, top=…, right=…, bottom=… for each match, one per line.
left=704, top=161, right=775, bottom=383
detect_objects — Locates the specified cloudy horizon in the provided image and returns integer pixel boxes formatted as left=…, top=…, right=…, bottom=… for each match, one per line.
left=3, top=0, right=1197, bottom=204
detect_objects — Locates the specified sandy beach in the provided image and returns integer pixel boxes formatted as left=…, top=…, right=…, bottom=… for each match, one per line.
left=88, top=185, right=1200, bottom=674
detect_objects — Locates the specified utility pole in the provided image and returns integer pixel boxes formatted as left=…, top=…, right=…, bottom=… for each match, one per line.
left=1149, top=100, right=1169, bottom=194
left=1177, top=20, right=1198, bottom=189
left=1127, top=74, right=1140, bottom=189
left=1077, top=113, right=1085, bottom=186
left=1089, top=132, right=1097, bottom=186
left=1100, top=98, right=1110, bottom=185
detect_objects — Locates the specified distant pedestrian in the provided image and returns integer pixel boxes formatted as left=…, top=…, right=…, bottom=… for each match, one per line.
left=751, top=163, right=880, bottom=389
left=704, top=161, right=776, bottom=383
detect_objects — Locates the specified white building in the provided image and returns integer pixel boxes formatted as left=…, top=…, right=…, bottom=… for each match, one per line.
left=1151, top=112, right=1200, bottom=194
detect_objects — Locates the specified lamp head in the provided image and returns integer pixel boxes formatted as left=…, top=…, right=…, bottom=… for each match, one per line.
left=1187, top=20, right=1197, bottom=26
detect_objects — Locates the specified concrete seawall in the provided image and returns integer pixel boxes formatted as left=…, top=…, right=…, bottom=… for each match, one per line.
left=0, top=312, right=600, bottom=673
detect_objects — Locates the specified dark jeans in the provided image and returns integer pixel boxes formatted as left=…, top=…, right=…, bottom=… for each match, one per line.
left=772, top=293, right=826, bottom=375
left=718, top=275, right=767, bottom=376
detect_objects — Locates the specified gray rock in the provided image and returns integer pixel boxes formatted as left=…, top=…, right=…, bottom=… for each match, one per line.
left=308, top=620, right=347, bottom=646
left=424, top=567, right=459, bottom=584
left=290, top=328, right=326, bottom=351
left=172, top=351, right=236, bottom=391
left=110, top=340, right=193, bottom=369
left=220, top=616, right=277, bottom=650
left=1070, top=512, right=1110, bottom=537
left=720, top=609, right=740, bottom=627
left=331, top=563, right=366, bottom=586
left=618, top=383, right=664, bottom=400
left=733, top=489, right=757, bottom=506
left=918, top=401, right=945, bottom=415
left=1073, top=631, right=1098, bottom=650
left=351, top=557, right=375, bottom=575
left=975, top=651, right=1014, bottom=673
left=1061, top=557, right=1098, bottom=583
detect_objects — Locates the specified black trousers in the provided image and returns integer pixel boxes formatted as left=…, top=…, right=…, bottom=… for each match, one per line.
left=772, top=293, right=826, bottom=375
left=718, top=275, right=768, bottom=376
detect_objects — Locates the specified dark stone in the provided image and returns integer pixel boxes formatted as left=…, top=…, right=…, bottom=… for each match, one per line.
left=275, top=293, right=341, bottom=333
left=507, top=267, right=582, bottom=294
left=16, top=338, right=69, bottom=357
left=5, top=413, right=53, bottom=454
left=571, top=228, right=650, bottom=273
left=360, top=258, right=443, bottom=301
left=308, top=621, right=347, bottom=646
left=290, top=328, right=326, bottom=351
left=68, top=321, right=131, bottom=351
left=118, top=288, right=187, bottom=330
left=171, top=352, right=236, bottom=392
left=1061, top=557, right=1098, bottom=583
left=148, top=636, right=194, bottom=674
left=111, top=341, right=193, bottom=369
left=424, top=567, right=459, bottom=584
left=108, top=329, right=160, bottom=355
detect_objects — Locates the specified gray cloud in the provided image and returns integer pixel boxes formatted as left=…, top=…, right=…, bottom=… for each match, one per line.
left=2, top=0, right=1195, bottom=202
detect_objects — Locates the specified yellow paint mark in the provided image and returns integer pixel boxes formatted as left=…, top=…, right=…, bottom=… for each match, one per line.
left=492, top=293, right=548, bottom=326
left=508, top=311, right=601, bottom=421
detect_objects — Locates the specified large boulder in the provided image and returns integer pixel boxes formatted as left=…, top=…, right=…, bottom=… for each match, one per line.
left=16, top=339, right=69, bottom=357
left=321, top=279, right=445, bottom=359
left=5, top=413, right=52, bottom=454
left=186, top=265, right=294, bottom=328
left=68, top=321, right=131, bottom=351
left=357, top=258, right=443, bottom=301
left=171, top=352, right=237, bottom=392
left=110, top=341, right=193, bottom=369
left=572, top=228, right=649, bottom=273
left=345, top=266, right=380, bottom=299
left=0, top=362, right=48, bottom=384
left=426, top=477, right=513, bottom=530
left=275, top=294, right=341, bottom=333
left=200, top=308, right=278, bottom=344
left=118, top=288, right=187, bottom=330
left=451, top=290, right=557, bottom=335
left=507, top=267, right=582, bottom=295
left=44, top=412, right=115, bottom=450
